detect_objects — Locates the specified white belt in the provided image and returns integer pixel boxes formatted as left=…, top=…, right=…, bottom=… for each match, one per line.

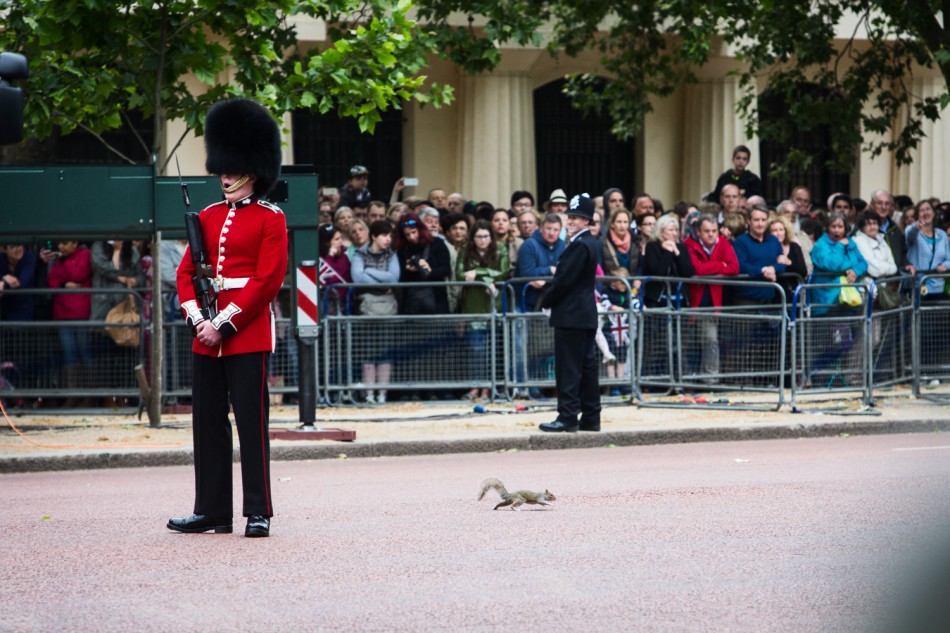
left=214, top=276, right=249, bottom=290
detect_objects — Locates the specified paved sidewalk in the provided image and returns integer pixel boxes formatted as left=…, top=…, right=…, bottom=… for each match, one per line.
left=1, top=386, right=948, bottom=473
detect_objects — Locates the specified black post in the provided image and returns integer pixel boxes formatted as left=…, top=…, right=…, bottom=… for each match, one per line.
left=297, top=337, right=316, bottom=426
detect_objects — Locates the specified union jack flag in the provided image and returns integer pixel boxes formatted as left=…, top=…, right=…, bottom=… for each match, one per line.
left=608, top=313, right=630, bottom=346
left=318, top=258, right=337, bottom=286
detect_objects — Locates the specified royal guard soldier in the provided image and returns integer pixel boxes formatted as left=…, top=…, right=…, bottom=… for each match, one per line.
left=167, top=98, right=288, bottom=538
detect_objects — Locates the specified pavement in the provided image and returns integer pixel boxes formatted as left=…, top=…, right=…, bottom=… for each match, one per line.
left=1, top=385, right=948, bottom=474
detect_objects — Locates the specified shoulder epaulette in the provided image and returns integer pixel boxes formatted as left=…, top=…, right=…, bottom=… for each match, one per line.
left=199, top=200, right=223, bottom=214
left=258, top=199, right=284, bottom=214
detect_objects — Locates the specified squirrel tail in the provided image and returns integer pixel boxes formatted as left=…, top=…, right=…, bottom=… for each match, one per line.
left=478, top=477, right=508, bottom=501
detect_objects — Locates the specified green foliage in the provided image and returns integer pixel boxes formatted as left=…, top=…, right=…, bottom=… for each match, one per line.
left=285, top=1, right=447, bottom=134
left=725, top=0, right=950, bottom=170
left=0, top=0, right=450, bottom=170
left=4, top=0, right=950, bottom=176
left=414, top=0, right=950, bottom=173
left=414, top=0, right=545, bottom=72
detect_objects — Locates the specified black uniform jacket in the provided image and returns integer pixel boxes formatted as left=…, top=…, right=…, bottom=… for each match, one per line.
left=541, top=230, right=599, bottom=329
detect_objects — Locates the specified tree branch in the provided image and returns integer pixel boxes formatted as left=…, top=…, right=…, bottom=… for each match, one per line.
left=170, top=5, right=217, bottom=40
left=902, top=0, right=950, bottom=86
left=834, top=8, right=869, bottom=83
left=120, top=110, right=150, bottom=157
left=160, top=127, right=193, bottom=175
left=152, top=11, right=169, bottom=169
left=55, top=113, right=137, bottom=165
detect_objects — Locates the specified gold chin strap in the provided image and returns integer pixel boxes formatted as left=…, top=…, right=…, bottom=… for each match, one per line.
left=222, top=175, right=250, bottom=194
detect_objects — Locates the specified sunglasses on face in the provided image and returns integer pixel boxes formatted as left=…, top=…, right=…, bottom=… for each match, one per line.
left=401, top=219, right=418, bottom=227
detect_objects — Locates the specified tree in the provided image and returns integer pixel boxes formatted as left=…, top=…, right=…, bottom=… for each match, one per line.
left=726, top=0, right=950, bottom=172
left=417, top=0, right=950, bottom=174
left=5, top=1, right=949, bottom=177
left=0, top=0, right=452, bottom=172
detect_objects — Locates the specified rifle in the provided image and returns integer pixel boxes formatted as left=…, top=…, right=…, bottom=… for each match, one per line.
left=185, top=212, right=218, bottom=321
left=178, top=157, right=218, bottom=320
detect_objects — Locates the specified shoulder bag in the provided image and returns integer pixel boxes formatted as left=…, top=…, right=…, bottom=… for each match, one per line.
left=105, top=294, right=141, bottom=347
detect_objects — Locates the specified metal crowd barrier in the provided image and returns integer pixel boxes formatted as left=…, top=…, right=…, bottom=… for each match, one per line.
left=0, top=287, right=147, bottom=404
left=0, top=285, right=299, bottom=407
left=501, top=276, right=637, bottom=400
left=913, top=272, right=950, bottom=401
left=1, top=275, right=948, bottom=411
left=314, top=276, right=792, bottom=410
left=867, top=276, right=915, bottom=392
left=790, top=280, right=872, bottom=412
left=637, top=276, right=789, bottom=411
left=318, top=280, right=505, bottom=403
left=160, top=316, right=298, bottom=403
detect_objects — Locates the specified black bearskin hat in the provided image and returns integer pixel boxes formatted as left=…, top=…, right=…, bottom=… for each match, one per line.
left=204, top=98, right=282, bottom=197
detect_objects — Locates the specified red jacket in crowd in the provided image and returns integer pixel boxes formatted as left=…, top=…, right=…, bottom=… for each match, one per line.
left=46, top=245, right=92, bottom=320
left=684, top=236, right=740, bottom=308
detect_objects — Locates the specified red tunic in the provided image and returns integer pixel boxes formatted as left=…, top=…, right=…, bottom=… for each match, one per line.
left=176, top=196, right=288, bottom=357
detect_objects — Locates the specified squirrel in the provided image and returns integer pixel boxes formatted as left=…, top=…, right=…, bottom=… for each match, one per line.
left=478, top=477, right=556, bottom=510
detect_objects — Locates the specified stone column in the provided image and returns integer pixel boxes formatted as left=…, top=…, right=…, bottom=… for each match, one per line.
left=894, top=76, right=950, bottom=201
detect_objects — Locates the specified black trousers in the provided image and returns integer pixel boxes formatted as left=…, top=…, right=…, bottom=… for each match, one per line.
left=191, top=352, right=273, bottom=518
left=553, top=327, right=601, bottom=425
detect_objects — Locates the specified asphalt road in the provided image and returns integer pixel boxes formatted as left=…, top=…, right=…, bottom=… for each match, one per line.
left=3, top=434, right=950, bottom=632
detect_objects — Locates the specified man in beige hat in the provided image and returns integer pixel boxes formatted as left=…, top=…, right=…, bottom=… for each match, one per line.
left=545, top=189, right=570, bottom=237
left=544, top=188, right=569, bottom=214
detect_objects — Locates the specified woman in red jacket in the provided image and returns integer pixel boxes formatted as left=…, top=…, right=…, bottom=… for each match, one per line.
left=684, top=214, right=739, bottom=382
left=45, top=240, right=94, bottom=405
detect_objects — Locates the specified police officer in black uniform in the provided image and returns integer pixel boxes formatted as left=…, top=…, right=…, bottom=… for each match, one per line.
left=539, top=194, right=602, bottom=433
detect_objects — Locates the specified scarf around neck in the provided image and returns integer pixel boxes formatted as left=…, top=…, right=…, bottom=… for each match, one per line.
left=610, top=229, right=631, bottom=254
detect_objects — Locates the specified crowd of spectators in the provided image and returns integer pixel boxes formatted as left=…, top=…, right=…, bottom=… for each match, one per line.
left=313, top=156, right=950, bottom=399
left=0, top=238, right=155, bottom=407
left=2, top=153, right=950, bottom=407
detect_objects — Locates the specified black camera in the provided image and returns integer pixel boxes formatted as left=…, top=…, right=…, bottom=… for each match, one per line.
left=406, top=254, right=429, bottom=278
left=0, top=52, right=29, bottom=146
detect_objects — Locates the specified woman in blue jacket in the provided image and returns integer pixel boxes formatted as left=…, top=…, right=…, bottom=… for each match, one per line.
left=805, top=213, right=869, bottom=387
left=808, top=213, right=868, bottom=313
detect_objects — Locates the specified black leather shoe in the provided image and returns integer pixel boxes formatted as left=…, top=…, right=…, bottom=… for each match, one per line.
left=167, top=514, right=233, bottom=534
left=579, top=422, right=601, bottom=432
left=539, top=420, right=579, bottom=433
left=245, top=515, right=270, bottom=538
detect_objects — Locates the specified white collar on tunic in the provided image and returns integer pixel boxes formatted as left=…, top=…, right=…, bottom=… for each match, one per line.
left=570, top=228, right=590, bottom=243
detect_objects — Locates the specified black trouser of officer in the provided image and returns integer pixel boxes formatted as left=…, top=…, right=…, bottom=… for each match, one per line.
left=554, top=327, right=601, bottom=426
left=191, top=351, right=273, bottom=518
